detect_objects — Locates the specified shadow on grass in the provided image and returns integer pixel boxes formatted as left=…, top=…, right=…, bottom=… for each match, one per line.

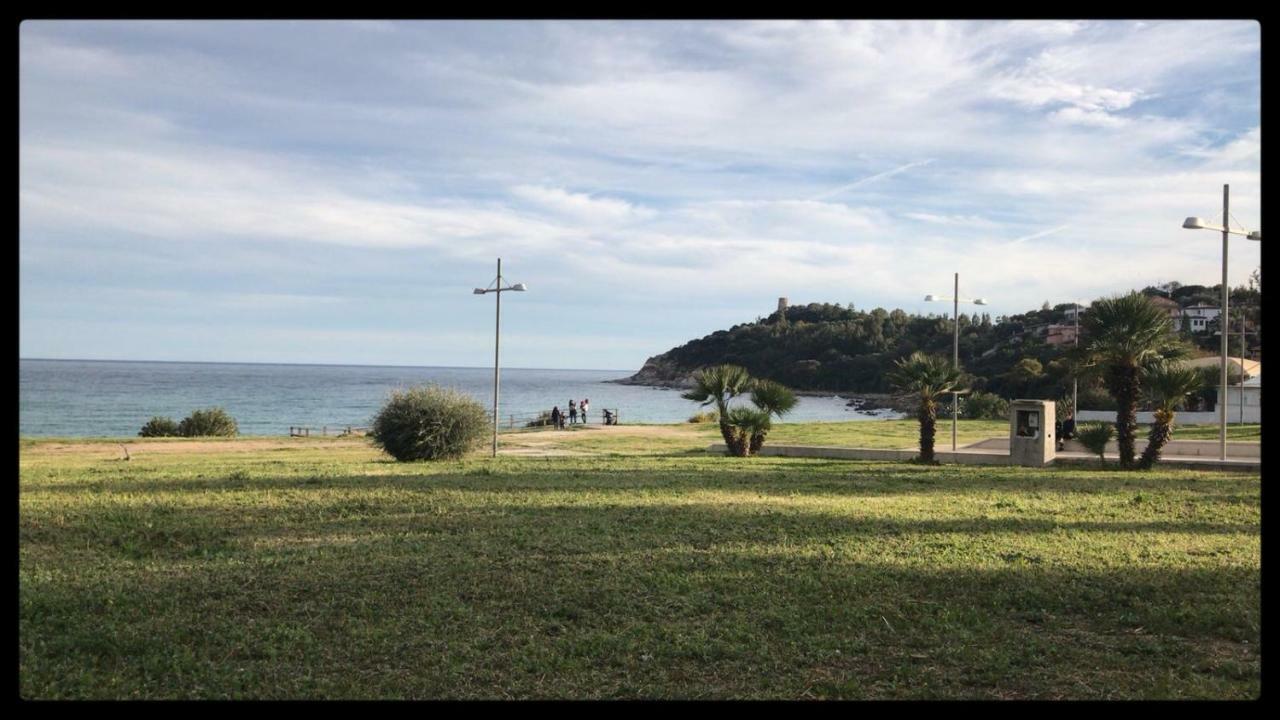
left=20, top=529, right=1260, bottom=699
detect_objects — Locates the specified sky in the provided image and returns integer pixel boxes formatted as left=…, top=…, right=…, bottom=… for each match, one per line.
left=19, top=20, right=1262, bottom=370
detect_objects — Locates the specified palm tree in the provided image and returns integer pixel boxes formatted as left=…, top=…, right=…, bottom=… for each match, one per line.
left=724, top=406, right=772, bottom=457
left=746, top=379, right=798, bottom=454
left=1077, top=422, right=1114, bottom=466
left=682, top=364, right=752, bottom=456
left=1078, top=292, right=1187, bottom=469
left=887, top=352, right=964, bottom=464
left=1136, top=363, right=1203, bottom=470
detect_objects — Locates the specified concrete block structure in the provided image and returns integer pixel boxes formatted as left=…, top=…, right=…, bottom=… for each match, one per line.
left=1009, top=399, right=1055, bottom=466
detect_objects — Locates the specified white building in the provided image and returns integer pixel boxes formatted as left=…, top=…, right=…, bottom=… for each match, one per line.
left=1182, top=304, right=1221, bottom=333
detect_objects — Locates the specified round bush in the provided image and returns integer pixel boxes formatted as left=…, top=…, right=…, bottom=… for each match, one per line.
left=178, top=407, right=239, bottom=437
left=139, top=416, right=181, bottom=437
left=961, top=391, right=1009, bottom=420
left=370, top=385, right=489, bottom=461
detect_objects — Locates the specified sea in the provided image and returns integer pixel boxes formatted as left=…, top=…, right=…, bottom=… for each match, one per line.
left=18, top=359, right=902, bottom=438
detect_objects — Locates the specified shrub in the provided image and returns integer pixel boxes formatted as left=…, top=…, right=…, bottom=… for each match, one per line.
left=370, top=385, right=489, bottom=461
left=687, top=410, right=719, bottom=424
left=178, top=407, right=238, bottom=437
left=138, top=416, right=180, bottom=437
left=1077, top=422, right=1114, bottom=465
left=961, top=391, right=1009, bottom=420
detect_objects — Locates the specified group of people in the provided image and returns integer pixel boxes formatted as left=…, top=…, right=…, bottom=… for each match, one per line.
left=550, top=399, right=592, bottom=429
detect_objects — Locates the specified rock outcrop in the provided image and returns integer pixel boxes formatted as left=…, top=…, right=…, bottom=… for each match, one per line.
left=608, top=355, right=696, bottom=388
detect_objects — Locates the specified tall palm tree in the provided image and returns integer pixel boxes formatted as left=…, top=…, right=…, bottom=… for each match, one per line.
left=682, top=364, right=752, bottom=456
left=1078, top=292, right=1187, bottom=469
left=1137, top=363, right=1203, bottom=470
left=887, top=352, right=964, bottom=464
left=747, top=379, right=798, bottom=454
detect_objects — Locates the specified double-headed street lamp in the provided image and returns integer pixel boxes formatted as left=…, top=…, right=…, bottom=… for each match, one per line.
left=925, top=272, right=989, bottom=451
left=1182, top=184, right=1261, bottom=461
left=473, top=258, right=527, bottom=458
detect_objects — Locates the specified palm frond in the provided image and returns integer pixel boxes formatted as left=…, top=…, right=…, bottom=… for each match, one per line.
left=1142, top=362, right=1204, bottom=413
left=750, top=379, right=798, bottom=418
left=886, top=351, right=965, bottom=401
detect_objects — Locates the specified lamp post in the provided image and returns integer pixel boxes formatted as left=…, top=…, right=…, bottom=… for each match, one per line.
left=1182, top=184, right=1261, bottom=460
left=1063, top=298, right=1088, bottom=419
left=473, top=258, right=527, bottom=458
left=925, top=273, right=988, bottom=451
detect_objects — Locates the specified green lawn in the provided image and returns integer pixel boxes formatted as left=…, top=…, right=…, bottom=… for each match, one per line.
left=1171, top=424, right=1261, bottom=442
left=19, top=424, right=1260, bottom=699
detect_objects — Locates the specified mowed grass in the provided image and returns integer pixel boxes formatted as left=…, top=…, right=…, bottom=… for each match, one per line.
left=1173, top=424, right=1261, bottom=442
left=19, top=421, right=1260, bottom=699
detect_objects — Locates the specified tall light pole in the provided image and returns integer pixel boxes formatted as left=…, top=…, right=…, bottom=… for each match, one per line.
left=1062, top=298, right=1087, bottom=419
left=1183, top=184, right=1261, bottom=460
left=473, top=258, right=527, bottom=458
left=925, top=273, right=988, bottom=451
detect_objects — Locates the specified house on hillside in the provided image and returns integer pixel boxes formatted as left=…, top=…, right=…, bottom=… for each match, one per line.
left=1182, top=303, right=1221, bottom=334
left=1045, top=324, right=1079, bottom=346
left=1063, top=305, right=1087, bottom=322
left=1147, top=295, right=1184, bottom=330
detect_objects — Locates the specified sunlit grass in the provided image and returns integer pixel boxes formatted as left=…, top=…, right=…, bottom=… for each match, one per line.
left=19, top=428, right=1260, bottom=699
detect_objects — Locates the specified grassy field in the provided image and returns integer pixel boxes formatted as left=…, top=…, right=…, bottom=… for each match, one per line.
left=19, top=420, right=1260, bottom=699
left=1172, top=424, right=1261, bottom=441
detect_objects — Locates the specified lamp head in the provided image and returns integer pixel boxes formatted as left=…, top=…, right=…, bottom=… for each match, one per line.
left=473, top=288, right=487, bottom=295
left=973, top=298, right=989, bottom=305
left=511, top=283, right=527, bottom=291
left=924, top=294, right=939, bottom=302
left=1247, top=231, right=1262, bottom=241
left=1183, top=217, right=1209, bottom=230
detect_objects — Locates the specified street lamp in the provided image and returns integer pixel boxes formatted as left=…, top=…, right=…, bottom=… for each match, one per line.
left=925, top=272, right=989, bottom=451
left=1060, top=299, right=1088, bottom=419
left=473, top=258, right=527, bottom=458
left=1182, top=184, right=1261, bottom=460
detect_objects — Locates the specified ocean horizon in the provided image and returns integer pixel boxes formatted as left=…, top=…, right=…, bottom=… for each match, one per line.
left=19, top=357, right=633, bottom=373
left=19, top=358, right=900, bottom=437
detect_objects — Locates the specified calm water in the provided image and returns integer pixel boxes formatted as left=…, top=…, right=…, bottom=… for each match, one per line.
left=18, top=359, right=900, bottom=437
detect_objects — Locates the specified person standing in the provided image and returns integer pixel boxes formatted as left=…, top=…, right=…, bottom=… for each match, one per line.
left=568, top=400, right=577, bottom=425
left=581, top=398, right=589, bottom=424
left=550, top=406, right=561, bottom=430
left=1058, top=410, right=1076, bottom=451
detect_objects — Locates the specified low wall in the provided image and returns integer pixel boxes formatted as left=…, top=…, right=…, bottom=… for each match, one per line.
left=707, top=443, right=1013, bottom=465
left=1077, top=408, right=1260, bottom=423
left=965, top=437, right=1260, bottom=459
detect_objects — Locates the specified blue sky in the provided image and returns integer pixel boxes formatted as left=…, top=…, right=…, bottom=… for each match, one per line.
left=19, top=20, right=1261, bottom=370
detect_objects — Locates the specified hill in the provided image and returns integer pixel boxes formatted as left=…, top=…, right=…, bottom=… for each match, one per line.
left=618, top=281, right=1260, bottom=408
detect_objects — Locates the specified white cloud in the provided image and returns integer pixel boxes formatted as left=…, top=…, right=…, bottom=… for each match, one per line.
left=1047, top=107, right=1130, bottom=128
left=510, top=185, right=654, bottom=225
